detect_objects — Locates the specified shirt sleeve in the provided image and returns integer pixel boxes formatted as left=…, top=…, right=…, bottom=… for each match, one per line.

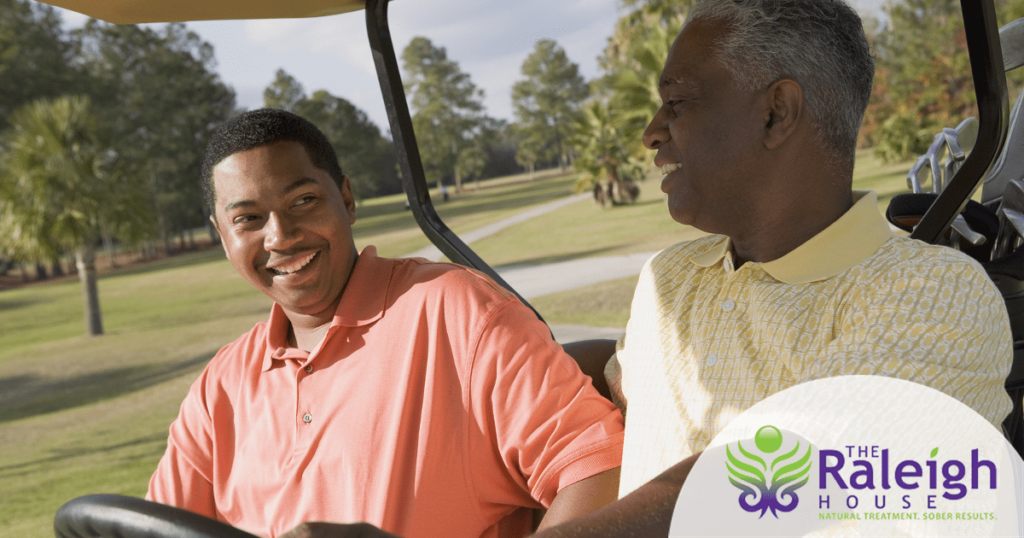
left=146, top=369, right=218, bottom=519
left=605, top=346, right=628, bottom=415
left=468, top=298, right=625, bottom=508
left=806, top=260, right=1014, bottom=429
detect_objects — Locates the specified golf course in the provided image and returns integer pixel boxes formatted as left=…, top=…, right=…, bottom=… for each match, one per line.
left=0, top=150, right=912, bottom=537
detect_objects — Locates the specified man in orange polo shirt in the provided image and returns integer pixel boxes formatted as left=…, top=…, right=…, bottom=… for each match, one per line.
left=146, top=108, right=624, bottom=538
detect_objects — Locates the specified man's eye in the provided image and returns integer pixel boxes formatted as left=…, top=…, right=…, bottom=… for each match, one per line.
left=233, top=215, right=258, bottom=225
left=295, top=195, right=317, bottom=207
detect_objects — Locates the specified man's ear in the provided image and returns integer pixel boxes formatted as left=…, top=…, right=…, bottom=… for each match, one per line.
left=340, top=175, right=357, bottom=224
left=763, top=78, right=803, bottom=150
left=210, top=215, right=228, bottom=257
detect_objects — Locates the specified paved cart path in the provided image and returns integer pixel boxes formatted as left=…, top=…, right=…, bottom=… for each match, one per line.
left=401, top=192, right=656, bottom=343
left=403, top=192, right=591, bottom=261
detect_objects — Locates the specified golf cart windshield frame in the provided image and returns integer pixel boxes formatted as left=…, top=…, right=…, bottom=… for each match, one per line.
left=363, top=0, right=541, bottom=321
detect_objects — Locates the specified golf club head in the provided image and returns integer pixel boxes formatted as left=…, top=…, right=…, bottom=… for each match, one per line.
left=993, top=181, right=1024, bottom=259
left=908, top=155, right=929, bottom=193
left=994, top=208, right=1024, bottom=259
left=951, top=215, right=987, bottom=249
left=1000, top=179, right=1024, bottom=214
left=907, top=133, right=947, bottom=193
left=1001, top=17, right=1024, bottom=72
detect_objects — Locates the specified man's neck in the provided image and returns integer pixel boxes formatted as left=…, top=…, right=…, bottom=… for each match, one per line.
left=284, top=306, right=339, bottom=353
left=730, top=182, right=853, bottom=267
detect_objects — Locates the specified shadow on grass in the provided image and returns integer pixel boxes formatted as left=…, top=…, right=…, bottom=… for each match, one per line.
left=495, top=247, right=621, bottom=269
left=0, top=433, right=168, bottom=476
left=101, top=248, right=225, bottom=281
left=0, top=352, right=214, bottom=424
left=0, top=296, right=47, bottom=310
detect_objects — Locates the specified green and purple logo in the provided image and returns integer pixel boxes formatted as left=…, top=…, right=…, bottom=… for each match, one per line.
left=726, top=425, right=814, bottom=519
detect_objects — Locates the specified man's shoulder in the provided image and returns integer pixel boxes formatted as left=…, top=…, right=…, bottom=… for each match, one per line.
left=863, top=236, right=991, bottom=277
left=851, top=236, right=1001, bottom=299
left=206, top=321, right=271, bottom=375
left=387, top=256, right=517, bottom=304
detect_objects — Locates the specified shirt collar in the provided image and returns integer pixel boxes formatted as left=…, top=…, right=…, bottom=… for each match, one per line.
left=261, top=245, right=393, bottom=371
left=689, top=191, right=893, bottom=284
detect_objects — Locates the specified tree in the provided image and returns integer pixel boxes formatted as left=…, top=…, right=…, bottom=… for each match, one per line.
left=264, top=68, right=306, bottom=112
left=293, top=88, right=400, bottom=199
left=455, top=145, right=488, bottom=190
left=510, top=39, right=589, bottom=171
left=0, top=0, right=85, bottom=130
left=402, top=36, right=487, bottom=191
left=572, top=100, right=641, bottom=206
left=604, top=14, right=683, bottom=159
left=74, top=20, right=236, bottom=251
left=0, top=96, right=153, bottom=336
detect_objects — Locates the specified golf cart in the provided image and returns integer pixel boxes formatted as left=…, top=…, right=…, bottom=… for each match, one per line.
left=28, top=0, right=1023, bottom=536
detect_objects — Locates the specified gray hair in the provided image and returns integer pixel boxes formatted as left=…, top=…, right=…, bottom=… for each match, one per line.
left=685, top=0, right=874, bottom=169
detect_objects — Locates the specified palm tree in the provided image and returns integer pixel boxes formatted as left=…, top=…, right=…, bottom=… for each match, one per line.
left=606, top=12, right=684, bottom=158
left=572, top=100, right=640, bottom=206
left=0, top=96, right=152, bottom=336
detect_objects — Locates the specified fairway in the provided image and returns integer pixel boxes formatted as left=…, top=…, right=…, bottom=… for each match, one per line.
left=0, top=152, right=911, bottom=537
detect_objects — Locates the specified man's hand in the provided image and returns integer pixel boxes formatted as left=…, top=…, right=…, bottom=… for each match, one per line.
left=280, top=522, right=402, bottom=538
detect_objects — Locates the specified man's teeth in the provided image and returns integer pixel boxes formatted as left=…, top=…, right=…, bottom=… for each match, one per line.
left=270, top=252, right=317, bottom=275
left=661, top=163, right=682, bottom=175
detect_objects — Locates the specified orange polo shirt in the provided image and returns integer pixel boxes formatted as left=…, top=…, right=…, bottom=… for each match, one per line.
left=147, top=246, right=624, bottom=538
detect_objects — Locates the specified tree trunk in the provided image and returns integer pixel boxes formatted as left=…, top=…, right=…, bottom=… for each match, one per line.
left=207, top=219, right=220, bottom=246
left=187, top=228, right=196, bottom=249
left=103, top=233, right=118, bottom=268
left=202, top=202, right=220, bottom=246
left=35, top=262, right=48, bottom=281
left=454, top=168, right=462, bottom=192
left=75, top=243, right=104, bottom=336
left=528, top=162, right=535, bottom=181
left=50, top=258, right=64, bottom=277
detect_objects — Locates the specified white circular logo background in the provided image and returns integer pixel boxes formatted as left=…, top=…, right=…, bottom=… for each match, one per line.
left=670, top=375, right=1024, bottom=537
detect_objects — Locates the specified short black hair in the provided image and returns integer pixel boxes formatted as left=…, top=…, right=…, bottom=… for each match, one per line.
left=201, top=108, right=344, bottom=215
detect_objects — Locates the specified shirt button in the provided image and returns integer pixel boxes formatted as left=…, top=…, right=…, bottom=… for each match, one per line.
left=304, top=364, right=313, bottom=373
left=707, top=353, right=718, bottom=366
left=302, top=413, right=312, bottom=424
left=722, top=299, right=735, bottom=312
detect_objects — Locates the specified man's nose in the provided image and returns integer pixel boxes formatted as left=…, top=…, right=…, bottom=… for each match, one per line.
left=643, top=106, right=670, bottom=150
left=264, top=212, right=301, bottom=251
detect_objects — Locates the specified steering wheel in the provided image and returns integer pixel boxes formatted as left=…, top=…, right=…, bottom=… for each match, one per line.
left=54, top=494, right=259, bottom=538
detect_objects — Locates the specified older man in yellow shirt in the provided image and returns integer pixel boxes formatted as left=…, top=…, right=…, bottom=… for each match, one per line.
left=542, top=0, right=1012, bottom=535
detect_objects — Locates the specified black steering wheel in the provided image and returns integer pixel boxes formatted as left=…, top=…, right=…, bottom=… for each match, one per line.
left=54, top=494, right=259, bottom=538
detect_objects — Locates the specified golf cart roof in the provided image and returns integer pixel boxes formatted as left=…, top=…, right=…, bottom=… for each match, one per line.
left=34, top=0, right=371, bottom=24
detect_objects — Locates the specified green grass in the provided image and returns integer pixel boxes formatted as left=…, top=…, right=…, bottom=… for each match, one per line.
left=0, top=153, right=913, bottom=537
left=352, top=171, right=578, bottom=258
left=531, top=275, right=641, bottom=328
left=0, top=249, right=271, bottom=537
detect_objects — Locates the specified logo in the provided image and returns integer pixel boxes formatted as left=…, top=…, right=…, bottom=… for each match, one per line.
left=726, top=425, right=813, bottom=518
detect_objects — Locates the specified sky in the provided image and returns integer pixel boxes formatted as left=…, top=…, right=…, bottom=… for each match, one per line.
left=54, top=0, right=888, bottom=134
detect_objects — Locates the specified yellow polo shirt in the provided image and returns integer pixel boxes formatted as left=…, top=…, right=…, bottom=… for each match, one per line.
left=607, top=191, right=1014, bottom=497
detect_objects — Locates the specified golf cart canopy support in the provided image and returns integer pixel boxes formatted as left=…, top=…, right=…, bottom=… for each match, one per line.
left=910, top=0, right=1010, bottom=244
left=35, top=0, right=544, bottom=320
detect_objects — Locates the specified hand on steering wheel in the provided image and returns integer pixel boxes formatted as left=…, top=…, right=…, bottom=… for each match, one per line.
left=55, top=495, right=401, bottom=538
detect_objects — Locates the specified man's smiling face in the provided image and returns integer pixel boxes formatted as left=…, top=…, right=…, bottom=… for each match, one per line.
left=643, top=19, right=770, bottom=234
left=211, top=140, right=357, bottom=319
